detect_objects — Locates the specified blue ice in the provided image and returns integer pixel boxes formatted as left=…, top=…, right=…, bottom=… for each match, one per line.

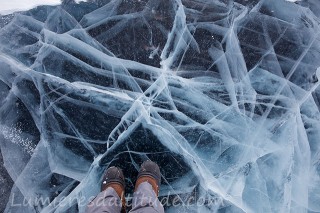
left=0, top=0, right=320, bottom=212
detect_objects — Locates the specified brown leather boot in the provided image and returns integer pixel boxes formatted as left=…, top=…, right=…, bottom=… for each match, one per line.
left=101, top=166, right=126, bottom=213
left=135, top=160, right=161, bottom=196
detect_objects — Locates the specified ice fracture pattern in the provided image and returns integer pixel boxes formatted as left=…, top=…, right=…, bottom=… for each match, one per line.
left=1, top=0, right=320, bottom=212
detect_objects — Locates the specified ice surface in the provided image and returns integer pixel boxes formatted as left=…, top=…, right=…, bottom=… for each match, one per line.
left=1, top=0, right=320, bottom=212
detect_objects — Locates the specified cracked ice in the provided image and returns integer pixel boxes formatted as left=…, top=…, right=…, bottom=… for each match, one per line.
left=0, top=0, right=320, bottom=212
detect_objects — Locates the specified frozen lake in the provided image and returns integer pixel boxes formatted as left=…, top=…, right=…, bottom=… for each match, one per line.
left=0, top=0, right=320, bottom=212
